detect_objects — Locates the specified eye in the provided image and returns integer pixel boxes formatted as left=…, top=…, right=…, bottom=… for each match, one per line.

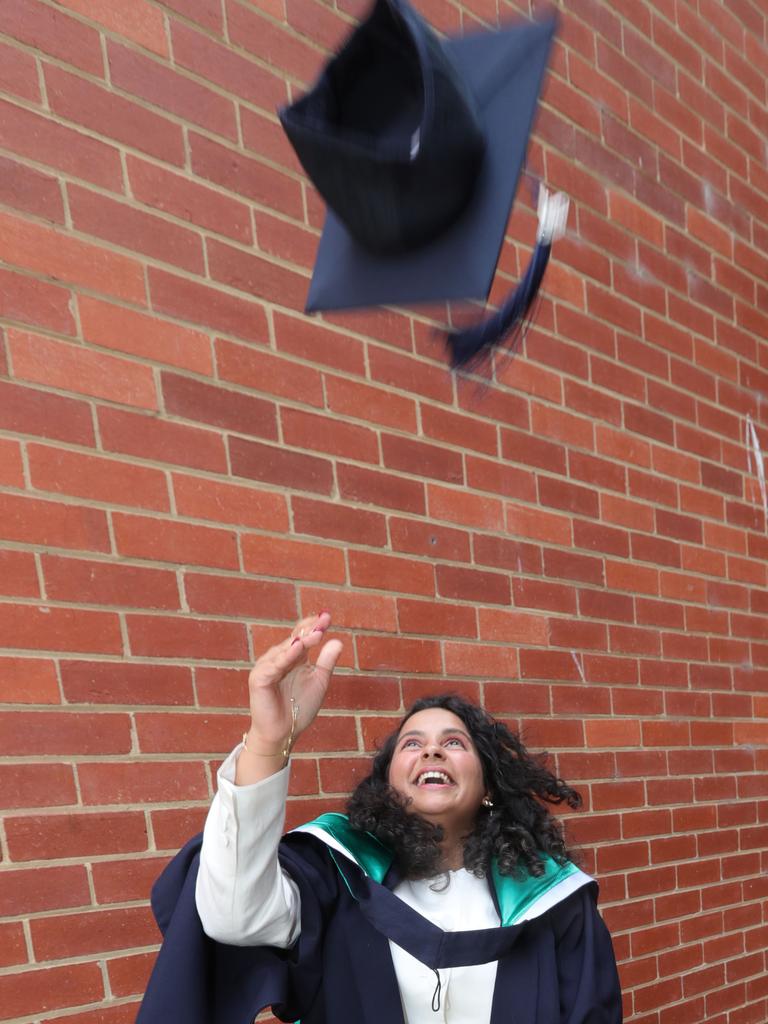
left=401, top=738, right=421, bottom=749
left=444, top=737, right=466, bottom=748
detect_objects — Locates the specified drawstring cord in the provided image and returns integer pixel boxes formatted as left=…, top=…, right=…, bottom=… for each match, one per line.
left=431, top=968, right=442, bottom=1012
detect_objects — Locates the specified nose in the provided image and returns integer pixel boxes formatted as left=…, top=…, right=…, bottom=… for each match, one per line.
left=421, top=743, right=444, bottom=759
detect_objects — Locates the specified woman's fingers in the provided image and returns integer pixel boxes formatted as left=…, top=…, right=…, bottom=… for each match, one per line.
left=314, top=637, right=343, bottom=677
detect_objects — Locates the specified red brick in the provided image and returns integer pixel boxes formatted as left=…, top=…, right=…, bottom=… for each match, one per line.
left=229, top=436, right=334, bottom=495
left=43, top=555, right=180, bottom=610
left=473, top=535, right=542, bottom=576
left=46, top=64, right=184, bottom=165
left=162, top=371, right=278, bottom=440
left=325, top=375, right=417, bottom=432
left=548, top=618, right=608, bottom=651
left=0, top=656, right=59, bottom=703
left=0, top=545, right=37, bottom=596
left=171, top=17, right=286, bottom=107
left=150, top=267, right=269, bottom=344
left=173, top=473, right=288, bottom=532
left=443, top=642, right=518, bottom=680
left=519, top=649, right=583, bottom=682
left=11, top=329, right=156, bottom=408
left=227, top=0, right=323, bottom=84
left=477, top=608, right=548, bottom=646
left=273, top=312, right=366, bottom=377
left=80, top=295, right=212, bottom=375
left=282, top=407, right=378, bottom=462
left=99, top=407, right=227, bottom=474
left=127, top=154, right=251, bottom=245
left=435, top=565, right=510, bottom=605
left=60, top=661, right=194, bottom=706
left=216, top=339, right=323, bottom=407
left=29, top=444, right=170, bottom=510
left=185, top=573, right=296, bottom=620
left=79, top=761, right=208, bottom=805
left=585, top=718, right=641, bottom=748
left=368, top=345, right=453, bottom=404
left=191, top=134, right=302, bottom=220
left=1, top=0, right=103, bottom=75
left=609, top=624, right=662, bottom=656
left=207, top=236, right=309, bottom=310
left=338, top=464, right=426, bottom=514
left=114, top=512, right=239, bottom=570
left=291, top=497, right=387, bottom=546
left=465, top=456, right=536, bottom=501
left=0, top=37, right=40, bottom=102
left=0, top=921, right=26, bottom=968
left=0, top=151, right=65, bottom=225
left=298, top=587, right=396, bottom=633
left=108, top=951, right=155, bottom=997
left=151, top=805, right=210, bottom=850
left=127, top=614, right=249, bottom=660
left=32, top=906, right=156, bottom=960
left=397, top=598, right=476, bottom=638
left=0, top=963, right=104, bottom=1018
left=109, top=40, right=235, bottom=140
left=356, top=636, right=441, bottom=674
left=428, top=485, right=503, bottom=530
left=58, top=0, right=168, bottom=54
left=84, top=174, right=200, bottom=270
left=2, top=213, right=145, bottom=310
left=0, top=603, right=122, bottom=654
left=381, top=433, right=463, bottom=484
left=0, top=864, right=90, bottom=916
left=0, top=709, right=130, bottom=755
left=389, top=517, right=470, bottom=562
left=0, top=763, right=77, bottom=807
left=91, top=855, right=169, bottom=904
left=631, top=533, right=683, bottom=569
left=241, top=535, right=345, bottom=585
left=137, top=712, right=262, bottom=754
left=420, top=403, right=498, bottom=456
left=348, top=550, right=434, bottom=597
left=501, top=428, right=567, bottom=474
left=548, top=548, right=606, bottom=589
left=513, top=578, right=577, bottom=614
left=6, top=810, right=147, bottom=861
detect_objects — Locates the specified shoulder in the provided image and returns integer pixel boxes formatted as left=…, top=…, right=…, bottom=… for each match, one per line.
left=493, top=855, right=596, bottom=926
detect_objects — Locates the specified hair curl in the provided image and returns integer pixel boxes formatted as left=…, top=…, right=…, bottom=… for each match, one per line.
left=346, top=694, right=581, bottom=881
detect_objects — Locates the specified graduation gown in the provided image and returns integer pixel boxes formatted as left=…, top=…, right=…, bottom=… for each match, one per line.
left=137, top=813, right=622, bottom=1024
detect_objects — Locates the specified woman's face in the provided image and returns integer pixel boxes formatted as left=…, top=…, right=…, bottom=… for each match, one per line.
left=387, top=707, right=487, bottom=834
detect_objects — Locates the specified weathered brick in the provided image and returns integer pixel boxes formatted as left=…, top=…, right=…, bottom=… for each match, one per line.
left=108, top=40, right=235, bottom=140
left=46, top=65, right=185, bottom=165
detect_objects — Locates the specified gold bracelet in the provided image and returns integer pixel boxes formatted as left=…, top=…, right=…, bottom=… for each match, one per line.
left=242, top=697, right=299, bottom=759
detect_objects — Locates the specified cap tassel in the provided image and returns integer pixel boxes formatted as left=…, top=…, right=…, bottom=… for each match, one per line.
left=445, top=188, right=569, bottom=371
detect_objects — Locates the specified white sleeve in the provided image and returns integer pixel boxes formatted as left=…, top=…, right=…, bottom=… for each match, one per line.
left=194, top=744, right=301, bottom=947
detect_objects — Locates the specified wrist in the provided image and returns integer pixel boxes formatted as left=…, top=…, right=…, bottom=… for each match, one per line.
left=242, top=730, right=289, bottom=759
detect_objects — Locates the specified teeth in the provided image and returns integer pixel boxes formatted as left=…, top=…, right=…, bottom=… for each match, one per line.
left=417, top=770, right=451, bottom=785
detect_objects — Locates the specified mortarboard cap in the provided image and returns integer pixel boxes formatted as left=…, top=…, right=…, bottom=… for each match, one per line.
left=278, top=0, right=559, bottom=354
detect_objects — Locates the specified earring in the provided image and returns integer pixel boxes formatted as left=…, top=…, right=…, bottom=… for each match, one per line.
left=482, top=796, right=494, bottom=808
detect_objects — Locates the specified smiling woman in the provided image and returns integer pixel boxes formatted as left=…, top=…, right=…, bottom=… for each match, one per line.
left=137, top=614, right=623, bottom=1024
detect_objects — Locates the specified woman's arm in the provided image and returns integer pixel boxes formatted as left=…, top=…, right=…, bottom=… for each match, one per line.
left=195, top=613, right=343, bottom=945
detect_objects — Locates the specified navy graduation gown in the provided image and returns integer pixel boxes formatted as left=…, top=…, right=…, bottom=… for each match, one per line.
left=137, top=826, right=622, bottom=1024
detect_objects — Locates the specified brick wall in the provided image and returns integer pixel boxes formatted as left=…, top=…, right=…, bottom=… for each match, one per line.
left=1, top=0, right=767, bottom=1021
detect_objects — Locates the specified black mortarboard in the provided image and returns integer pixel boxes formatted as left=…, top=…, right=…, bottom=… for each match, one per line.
left=279, top=0, right=559, bottom=366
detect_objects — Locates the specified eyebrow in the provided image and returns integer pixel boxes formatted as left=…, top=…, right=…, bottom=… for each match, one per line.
left=398, top=728, right=472, bottom=741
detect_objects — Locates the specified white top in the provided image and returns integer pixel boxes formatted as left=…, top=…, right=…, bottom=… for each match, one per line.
left=196, top=746, right=499, bottom=1023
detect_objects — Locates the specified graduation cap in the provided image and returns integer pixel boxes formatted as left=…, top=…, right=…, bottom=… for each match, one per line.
left=279, top=0, right=565, bottom=368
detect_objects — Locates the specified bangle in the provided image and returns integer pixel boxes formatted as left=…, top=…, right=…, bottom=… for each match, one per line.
left=242, top=697, right=299, bottom=759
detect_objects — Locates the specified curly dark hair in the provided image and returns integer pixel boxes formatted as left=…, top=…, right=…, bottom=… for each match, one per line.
left=346, top=694, right=581, bottom=881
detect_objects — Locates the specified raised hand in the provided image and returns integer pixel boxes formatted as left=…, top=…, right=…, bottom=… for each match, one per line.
left=236, top=612, right=343, bottom=785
